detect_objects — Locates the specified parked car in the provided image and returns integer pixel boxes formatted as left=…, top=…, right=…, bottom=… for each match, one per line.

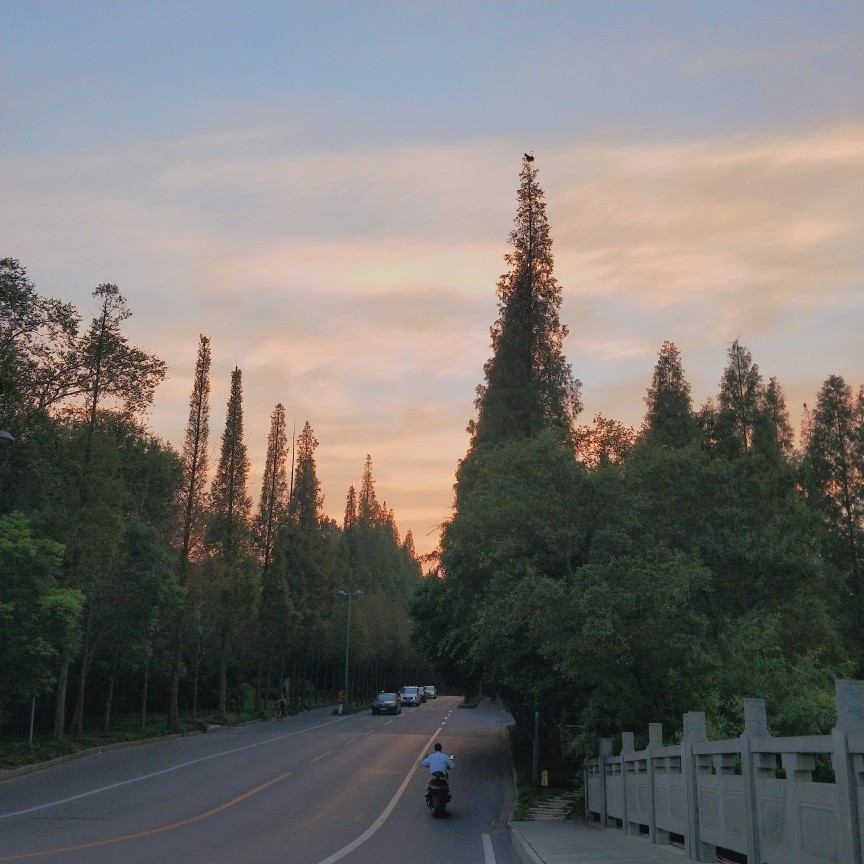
left=424, top=685, right=437, bottom=699
left=372, top=692, right=402, bottom=715
left=400, top=685, right=422, bottom=706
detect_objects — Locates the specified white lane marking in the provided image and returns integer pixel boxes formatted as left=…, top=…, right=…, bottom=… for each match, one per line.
left=483, top=833, right=496, bottom=864
left=0, top=715, right=349, bottom=819
left=313, top=727, right=443, bottom=864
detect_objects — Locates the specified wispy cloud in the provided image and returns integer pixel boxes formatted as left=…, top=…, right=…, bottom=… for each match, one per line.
left=3, top=123, right=862, bottom=553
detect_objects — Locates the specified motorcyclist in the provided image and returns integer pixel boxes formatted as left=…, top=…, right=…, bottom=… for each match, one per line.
left=421, top=742, right=454, bottom=775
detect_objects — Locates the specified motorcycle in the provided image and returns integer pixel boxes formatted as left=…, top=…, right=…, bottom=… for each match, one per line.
left=425, top=762, right=453, bottom=817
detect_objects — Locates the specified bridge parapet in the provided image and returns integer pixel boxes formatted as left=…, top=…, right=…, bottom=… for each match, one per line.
left=585, top=678, right=864, bottom=864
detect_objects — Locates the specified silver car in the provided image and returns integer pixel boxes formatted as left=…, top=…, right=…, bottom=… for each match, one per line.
left=400, top=685, right=422, bottom=706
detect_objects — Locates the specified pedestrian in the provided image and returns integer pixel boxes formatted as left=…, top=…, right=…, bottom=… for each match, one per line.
left=275, top=694, right=287, bottom=720
left=337, top=688, right=344, bottom=715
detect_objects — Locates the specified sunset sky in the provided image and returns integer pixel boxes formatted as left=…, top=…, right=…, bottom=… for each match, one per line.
left=2, top=2, right=862, bottom=557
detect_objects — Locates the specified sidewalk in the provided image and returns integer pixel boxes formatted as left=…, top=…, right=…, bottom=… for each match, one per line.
left=510, top=820, right=689, bottom=864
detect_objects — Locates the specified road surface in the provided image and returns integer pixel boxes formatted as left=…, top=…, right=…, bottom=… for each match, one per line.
left=0, top=695, right=519, bottom=864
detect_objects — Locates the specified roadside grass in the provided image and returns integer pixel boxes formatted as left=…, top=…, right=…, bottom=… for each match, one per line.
left=0, top=691, right=338, bottom=772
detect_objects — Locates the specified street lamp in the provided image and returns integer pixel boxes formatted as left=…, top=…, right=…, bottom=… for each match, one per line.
left=0, top=429, right=13, bottom=471
left=336, top=589, right=362, bottom=714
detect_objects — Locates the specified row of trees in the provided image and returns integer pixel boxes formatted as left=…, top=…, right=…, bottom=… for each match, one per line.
left=0, top=259, right=424, bottom=739
left=413, top=156, right=863, bottom=764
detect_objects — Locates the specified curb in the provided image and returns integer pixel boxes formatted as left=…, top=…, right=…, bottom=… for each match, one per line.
left=509, top=824, right=544, bottom=864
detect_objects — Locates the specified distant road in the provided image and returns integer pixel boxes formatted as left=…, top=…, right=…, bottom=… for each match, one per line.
left=0, top=696, right=520, bottom=864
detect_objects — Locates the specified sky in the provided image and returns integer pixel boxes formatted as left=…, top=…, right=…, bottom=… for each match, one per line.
left=2, top=1, right=863, bottom=558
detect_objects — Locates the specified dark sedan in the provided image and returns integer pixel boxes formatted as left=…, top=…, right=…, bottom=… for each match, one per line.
left=372, top=692, right=402, bottom=715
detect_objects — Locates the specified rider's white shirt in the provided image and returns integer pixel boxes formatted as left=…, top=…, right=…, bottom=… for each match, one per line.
left=421, top=751, right=454, bottom=774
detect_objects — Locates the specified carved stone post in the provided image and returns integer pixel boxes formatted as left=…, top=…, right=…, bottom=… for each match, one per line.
left=833, top=679, right=864, bottom=864
left=622, top=731, right=635, bottom=834
left=683, top=712, right=709, bottom=861
left=741, top=697, right=768, bottom=864
left=648, top=722, right=663, bottom=845
left=599, top=737, right=613, bottom=829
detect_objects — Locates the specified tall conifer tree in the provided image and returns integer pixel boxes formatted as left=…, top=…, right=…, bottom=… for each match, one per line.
left=254, top=403, right=290, bottom=578
left=469, top=154, right=581, bottom=450
left=642, top=341, right=697, bottom=448
left=357, top=454, right=380, bottom=525
left=344, top=485, right=357, bottom=529
left=207, top=367, right=254, bottom=716
left=254, top=404, right=291, bottom=704
left=208, top=367, right=252, bottom=560
left=289, top=421, right=322, bottom=529
left=715, top=340, right=763, bottom=455
left=801, top=374, right=864, bottom=662
left=170, top=334, right=211, bottom=731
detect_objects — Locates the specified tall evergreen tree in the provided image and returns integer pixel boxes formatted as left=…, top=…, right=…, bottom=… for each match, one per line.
left=207, top=367, right=254, bottom=716
left=208, top=367, right=252, bottom=561
left=176, top=335, right=211, bottom=588
left=343, top=485, right=357, bottom=529
left=170, top=334, right=211, bottom=731
left=642, top=341, right=697, bottom=448
left=713, top=340, right=763, bottom=456
left=357, top=454, right=380, bottom=525
left=289, top=421, right=322, bottom=529
left=801, top=374, right=864, bottom=664
left=255, top=404, right=291, bottom=700
left=254, top=403, right=290, bottom=578
left=468, top=154, right=581, bottom=451
left=763, top=376, right=794, bottom=456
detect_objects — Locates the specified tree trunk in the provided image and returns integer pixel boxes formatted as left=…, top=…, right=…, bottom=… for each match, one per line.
left=254, top=654, right=263, bottom=713
left=191, top=655, right=199, bottom=722
left=218, top=632, right=228, bottom=718
left=54, top=660, right=68, bottom=740
left=102, top=662, right=115, bottom=735
left=168, top=611, right=185, bottom=732
left=169, top=652, right=181, bottom=732
left=140, top=660, right=149, bottom=731
left=72, top=649, right=92, bottom=736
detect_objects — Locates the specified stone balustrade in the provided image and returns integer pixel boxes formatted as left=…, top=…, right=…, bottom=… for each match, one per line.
left=585, top=679, right=864, bottom=863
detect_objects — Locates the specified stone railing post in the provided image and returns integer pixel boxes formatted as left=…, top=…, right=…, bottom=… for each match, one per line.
left=833, top=679, right=864, bottom=864
left=648, top=722, right=663, bottom=844
left=741, top=697, right=768, bottom=864
left=682, top=711, right=708, bottom=861
left=622, top=731, right=635, bottom=834
left=599, top=737, right=613, bottom=828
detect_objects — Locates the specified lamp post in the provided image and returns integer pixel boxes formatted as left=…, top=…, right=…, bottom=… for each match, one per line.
left=1, top=428, right=13, bottom=472
left=336, top=589, right=362, bottom=713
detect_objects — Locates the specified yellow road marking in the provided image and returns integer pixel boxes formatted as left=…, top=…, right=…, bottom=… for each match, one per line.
left=310, top=750, right=333, bottom=762
left=0, top=770, right=292, bottom=861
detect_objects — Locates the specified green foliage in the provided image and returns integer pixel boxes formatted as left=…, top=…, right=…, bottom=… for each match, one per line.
left=2, top=262, right=424, bottom=748
left=435, top=299, right=855, bottom=763
left=0, top=512, right=84, bottom=727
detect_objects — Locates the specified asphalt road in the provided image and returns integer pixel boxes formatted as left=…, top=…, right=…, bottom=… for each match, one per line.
left=0, top=695, right=520, bottom=864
